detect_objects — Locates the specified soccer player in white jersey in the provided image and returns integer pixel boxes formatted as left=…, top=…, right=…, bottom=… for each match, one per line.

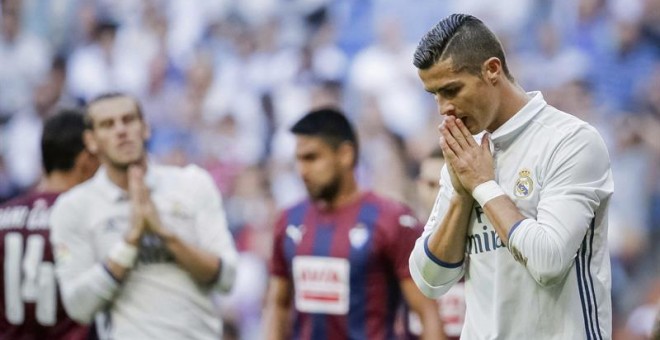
left=408, top=14, right=614, bottom=339
left=50, top=93, right=239, bottom=339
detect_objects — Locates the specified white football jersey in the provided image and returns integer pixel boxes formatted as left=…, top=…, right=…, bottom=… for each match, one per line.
left=50, top=164, right=238, bottom=340
left=410, top=92, right=613, bottom=339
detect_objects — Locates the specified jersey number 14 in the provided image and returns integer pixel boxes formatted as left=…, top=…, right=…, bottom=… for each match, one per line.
left=4, top=232, right=56, bottom=326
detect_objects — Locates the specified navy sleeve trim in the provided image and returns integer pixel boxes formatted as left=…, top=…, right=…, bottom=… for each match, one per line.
left=102, top=264, right=122, bottom=283
left=508, top=219, right=525, bottom=241
left=423, top=235, right=464, bottom=268
left=209, top=257, right=223, bottom=285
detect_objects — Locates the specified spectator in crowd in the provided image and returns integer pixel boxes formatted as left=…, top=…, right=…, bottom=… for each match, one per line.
left=0, top=0, right=52, bottom=119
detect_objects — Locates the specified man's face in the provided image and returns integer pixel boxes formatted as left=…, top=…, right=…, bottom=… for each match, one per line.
left=418, top=58, right=499, bottom=134
left=417, top=156, right=445, bottom=213
left=294, top=135, right=344, bottom=202
left=85, top=97, right=149, bottom=169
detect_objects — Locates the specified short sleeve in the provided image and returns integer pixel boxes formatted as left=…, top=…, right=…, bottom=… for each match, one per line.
left=269, top=212, right=290, bottom=278
left=386, top=204, right=424, bottom=280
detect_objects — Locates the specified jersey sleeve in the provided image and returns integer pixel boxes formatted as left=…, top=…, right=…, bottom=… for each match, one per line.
left=409, top=164, right=465, bottom=298
left=49, top=193, right=119, bottom=324
left=507, top=126, right=614, bottom=287
left=269, top=211, right=290, bottom=278
left=185, top=165, right=238, bottom=293
left=381, top=203, right=423, bottom=280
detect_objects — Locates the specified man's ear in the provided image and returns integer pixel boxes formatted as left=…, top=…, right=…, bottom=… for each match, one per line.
left=83, top=130, right=98, bottom=154
left=142, top=121, right=151, bottom=141
left=338, top=142, right=356, bottom=169
left=483, top=57, right=502, bottom=85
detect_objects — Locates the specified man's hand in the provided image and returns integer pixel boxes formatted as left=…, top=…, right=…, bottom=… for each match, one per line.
left=127, top=165, right=172, bottom=240
left=126, top=165, right=148, bottom=245
left=438, top=120, right=470, bottom=197
left=439, top=116, right=494, bottom=193
left=445, top=159, right=469, bottom=197
left=143, top=198, right=173, bottom=239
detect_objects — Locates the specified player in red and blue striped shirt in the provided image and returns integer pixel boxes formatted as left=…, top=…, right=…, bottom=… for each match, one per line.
left=265, top=108, right=442, bottom=340
left=0, top=110, right=98, bottom=340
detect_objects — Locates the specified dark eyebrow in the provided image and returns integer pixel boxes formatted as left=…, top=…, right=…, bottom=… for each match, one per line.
left=425, top=81, right=461, bottom=94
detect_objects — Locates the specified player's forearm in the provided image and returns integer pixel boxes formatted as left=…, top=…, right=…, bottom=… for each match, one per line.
left=161, top=233, right=224, bottom=284
left=409, top=194, right=470, bottom=297
left=105, top=259, right=131, bottom=281
left=419, top=311, right=446, bottom=340
left=426, top=194, right=473, bottom=264
left=481, top=195, right=525, bottom=246
left=264, top=278, right=293, bottom=340
left=401, top=280, right=446, bottom=340
left=58, top=264, right=120, bottom=324
left=481, top=195, right=568, bottom=286
left=264, top=306, right=291, bottom=340
left=485, top=195, right=589, bottom=287
left=103, top=236, right=141, bottom=281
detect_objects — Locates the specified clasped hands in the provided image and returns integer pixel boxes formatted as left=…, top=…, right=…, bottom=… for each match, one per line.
left=125, top=165, right=171, bottom=245
left=438, top=116, right=495, bottom=197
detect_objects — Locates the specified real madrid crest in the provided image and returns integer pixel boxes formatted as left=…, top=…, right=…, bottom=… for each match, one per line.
left=514, top=169, right=533, bottom=198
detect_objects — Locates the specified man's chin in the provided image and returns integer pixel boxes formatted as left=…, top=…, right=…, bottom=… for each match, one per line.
left=305, top=188, right=327, bottom=202
left=109, top=156, right=143, bottom=169
left=308, top=190, right=338, bottom=204
left=306, top=189, right=321, bottom=201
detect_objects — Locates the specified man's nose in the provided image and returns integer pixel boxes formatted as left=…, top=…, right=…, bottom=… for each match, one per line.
left=439, top=101, right=456, bottom=117
left=114, top=120, right=129, bottom=133
left=296, top=162, right=309, bottom=178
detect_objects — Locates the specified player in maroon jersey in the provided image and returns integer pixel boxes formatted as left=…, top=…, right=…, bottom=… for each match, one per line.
left=264, top=108, right=442, bottom=339
left=0, top=109, right=99, bottom=339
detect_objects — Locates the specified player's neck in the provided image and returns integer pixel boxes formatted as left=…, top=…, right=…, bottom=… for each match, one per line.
left=324, top=177, right=360, bottom=211
left=490, top=82, right=530, bottom=132
left=105, top=159, right=148, bottom=190
left=36, top=172, right=78, bottom=193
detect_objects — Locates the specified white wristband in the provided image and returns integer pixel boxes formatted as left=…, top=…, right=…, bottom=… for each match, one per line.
left=109, top=241, right=138, bottom=268
left=472, top=180, right=505, bottom=207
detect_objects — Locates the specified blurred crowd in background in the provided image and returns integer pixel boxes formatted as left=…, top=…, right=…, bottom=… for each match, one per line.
left=1, top=0, right=659, bottom=338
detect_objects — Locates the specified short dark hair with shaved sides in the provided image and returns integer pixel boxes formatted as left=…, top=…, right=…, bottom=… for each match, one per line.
left=291, top=107, right=359, bottom=166
left=413, top=14, right=513, bottom=81
left=84, top=92, right=144, bottom=129
left=42, top=109, right=87, bottom=174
